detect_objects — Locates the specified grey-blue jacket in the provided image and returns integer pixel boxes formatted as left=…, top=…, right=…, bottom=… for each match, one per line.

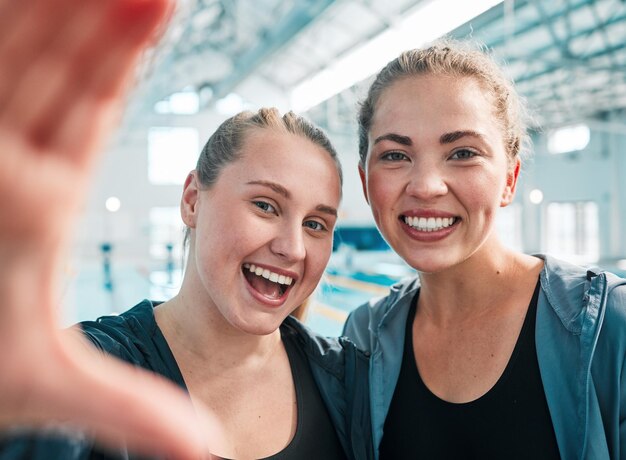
left=343, top=254, right=626, bottom=459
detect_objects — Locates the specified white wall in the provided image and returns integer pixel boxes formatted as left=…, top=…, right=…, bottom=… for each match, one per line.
left=72, top=109, right=626, bottom=271
left=72, top=108, right=376, bottom=267
left=73, top=110, right=227, bottom=264
left=515, top=114, right=626, bottom=262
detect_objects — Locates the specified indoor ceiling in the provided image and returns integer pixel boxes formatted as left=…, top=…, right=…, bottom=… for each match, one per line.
left=130, top=0, right=626, bottom=136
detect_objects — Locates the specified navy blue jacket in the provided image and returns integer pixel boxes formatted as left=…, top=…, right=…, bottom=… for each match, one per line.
left=1, top=300, right=373, bottom=460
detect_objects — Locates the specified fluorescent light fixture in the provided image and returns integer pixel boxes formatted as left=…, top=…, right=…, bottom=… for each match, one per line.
left=291, top=0, right=502, bottom=111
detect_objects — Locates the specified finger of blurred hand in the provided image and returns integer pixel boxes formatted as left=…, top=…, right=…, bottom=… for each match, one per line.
left=0, top=0, right=105, bottom=134
left=0, top=247, right=212, bottom=460
left=0, top=0, right=173, bottom=167
left=61, top=333, right=211, bottom=459
left=3, top=328, right=213, bottom=460
left=0, top=1, right=214, bottom=457
left=51, top=0, right=174, bottom=166
left=0, top=0, right=74, bottom=110
left=0, top=0, right=174, bottom=247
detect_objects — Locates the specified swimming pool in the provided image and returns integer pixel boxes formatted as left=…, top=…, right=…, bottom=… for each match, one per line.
left=61, top=255, right=410, bottom=338
left=62, top=255, right=622, bottom=337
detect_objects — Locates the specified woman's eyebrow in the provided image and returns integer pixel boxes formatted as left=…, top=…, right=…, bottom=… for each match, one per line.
left=316, top=205, right=338, bottom=217
left=373, top=133, right=412, bottom=146
left=246, top=180, right=290, bottom=198
left=440, top=130, right=485, bottom=144
left=247, top=180, right=337, bottom=216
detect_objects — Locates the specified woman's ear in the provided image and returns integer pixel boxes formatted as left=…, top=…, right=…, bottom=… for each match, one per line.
left=358, top=165, right=369, bottom=204
left=181, top=171, right=200, bottom=227
left=501, top=158, right=521, bottom=207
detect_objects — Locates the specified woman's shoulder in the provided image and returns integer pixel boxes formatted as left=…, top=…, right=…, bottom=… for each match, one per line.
left=342, top=276, right=420, bottom=345
left=539, top=254, right=626, bottom=332
left=281, top=315, right=363, bottom=355
left=281, top=316, right=369, bottom=377
left=79, top=300, right=162, bottom=365
left=600, top=271, right=626, bottom=332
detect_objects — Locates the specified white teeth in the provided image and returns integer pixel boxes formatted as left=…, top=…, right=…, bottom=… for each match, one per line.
left=404, top=216, right=456, bottom=232
left=243, top=263, right=293, bottom=286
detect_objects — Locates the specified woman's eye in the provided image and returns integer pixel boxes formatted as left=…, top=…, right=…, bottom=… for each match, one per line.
left=253, top=201, right=276, bottom=214
left=381, top=151, right=409, bottom=162
left=450, top=149, right=477, bottom=160
left=303, top=220, right=325, bottom=232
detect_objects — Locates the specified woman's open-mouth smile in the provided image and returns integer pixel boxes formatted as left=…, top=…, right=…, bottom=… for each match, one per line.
left=400, top=215, right=460, bottom=241
left=242, top=263, right=296, bottom=306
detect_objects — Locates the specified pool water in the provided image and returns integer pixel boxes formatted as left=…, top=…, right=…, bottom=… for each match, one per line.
left=61, top=258, right=624, bottom=337
left=61, top=260, right=406, bottom=338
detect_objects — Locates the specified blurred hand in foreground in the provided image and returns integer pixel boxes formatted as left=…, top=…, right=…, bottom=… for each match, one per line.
left=0, top=0, right=212, bottom=457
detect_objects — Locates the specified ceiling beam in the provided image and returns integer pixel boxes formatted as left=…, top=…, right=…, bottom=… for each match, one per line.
left=515, top=40, right=626, bottom=83
left=206, top=0, right=338, bottom=103
left=454, top=0, right=593, bottom=48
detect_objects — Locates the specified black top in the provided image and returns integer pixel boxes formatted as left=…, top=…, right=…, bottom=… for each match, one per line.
left=0, top=301, right=346, bottom=460
left=215, top=326, right=346, bottom=460
left=379, top=281, right=561, bottom=459
left=250, top=326, right=346, bottom=460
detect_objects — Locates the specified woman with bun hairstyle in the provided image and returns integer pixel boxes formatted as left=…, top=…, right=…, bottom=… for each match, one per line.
left=2, top=107, right=373, bottom=460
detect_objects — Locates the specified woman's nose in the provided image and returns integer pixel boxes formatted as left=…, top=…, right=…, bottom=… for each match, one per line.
left=404, top=165, right=448, bottom=200
left=269, top=225, right=306, bottom=262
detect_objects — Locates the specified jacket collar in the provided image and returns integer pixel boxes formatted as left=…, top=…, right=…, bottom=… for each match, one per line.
left=534, top=253, right=626, bottom=459
left=374, top=276, right=420, bottom=333
left=536, top=253, right=595, bottom=333
left=376, top=254, right=600, bottom=333
left=282, top=315, right=351, bottom=379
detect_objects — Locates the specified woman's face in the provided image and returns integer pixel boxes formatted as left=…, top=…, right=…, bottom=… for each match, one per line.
left=361, top=74, right=519, bottom=274
left=183, top=129, right=341, bottom=335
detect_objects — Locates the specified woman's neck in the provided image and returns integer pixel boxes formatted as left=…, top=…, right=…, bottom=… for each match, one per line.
left=154, top=285, right=296, bottom=460
left=416, top=244, right=543, bottom=326
left=154, top=290, right=283, bottom=377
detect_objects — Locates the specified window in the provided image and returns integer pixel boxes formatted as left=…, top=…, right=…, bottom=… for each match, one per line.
left=545, top=201, right=599, bottom=263
left=148, top=207, right=184, bottom=298
left=148, top=127, right=199, bottom=185
left=547, top=124, right=590, bottom=154
left=496, top=203, right=522, bottom=251
left=149, top=207, right=185, bottom=261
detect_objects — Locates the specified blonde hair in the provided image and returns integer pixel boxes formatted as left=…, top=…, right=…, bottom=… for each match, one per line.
left=196, top=107, right=342, bottom=188
left=358, top=39, right=530, bottom=166
left=184, top=107, right=342, bottom=247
